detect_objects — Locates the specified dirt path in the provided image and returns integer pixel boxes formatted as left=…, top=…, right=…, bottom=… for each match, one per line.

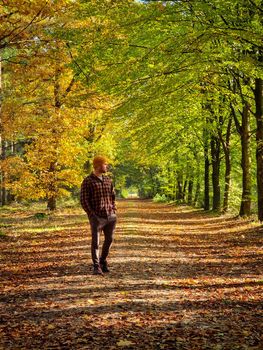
left=1, top=199, right=262, bottom=349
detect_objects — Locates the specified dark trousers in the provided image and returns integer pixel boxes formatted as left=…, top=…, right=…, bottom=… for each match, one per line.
left=89, top=214, right=117, bottom=266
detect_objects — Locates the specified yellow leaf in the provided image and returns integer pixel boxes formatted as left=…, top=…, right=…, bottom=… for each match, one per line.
left=117, top=339, right=134, bottom=347
left=47, top=324, right=55, bottom=329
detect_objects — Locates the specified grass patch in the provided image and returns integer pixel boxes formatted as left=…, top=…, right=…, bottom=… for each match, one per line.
left=16, top=226, right=68, bottom=234
left=0, top=230, right=7, bottom=237
left=33, top=212, right=49, bottom=220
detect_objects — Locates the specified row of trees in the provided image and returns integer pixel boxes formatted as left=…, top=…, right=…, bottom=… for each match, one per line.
left=0, top=1, right=116, bottom=209
left=80, top=0, right=262, bottom=220
left=0, top=1, right=263, bottom=221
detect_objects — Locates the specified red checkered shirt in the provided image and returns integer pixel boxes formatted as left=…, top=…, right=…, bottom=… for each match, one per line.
left=80, top=173, right=116, bottom=218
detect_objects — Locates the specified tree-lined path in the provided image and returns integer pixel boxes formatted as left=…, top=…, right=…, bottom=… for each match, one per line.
left=1, top=200, right=262, bottom=349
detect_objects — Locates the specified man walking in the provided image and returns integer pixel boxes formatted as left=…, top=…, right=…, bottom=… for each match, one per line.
left=80, top=156, right=117, bottom=275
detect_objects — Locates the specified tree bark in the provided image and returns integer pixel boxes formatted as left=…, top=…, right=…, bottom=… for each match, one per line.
left=183, top=179, right=188, bottom=201
left=254, top=76, right=263, bottom=221
left=194, top=180, right=200, bottom=206
left=223, top=145, right=231, bottom=213
left=188, top=179, right=193, bottom=205
left=1, top=141, right=6, bottom=206
left=46, top=62, right=61, bottom=211
left=0, top=55, right=6, bottom=206
left=176, top=172, right=184, bottom=201
left=219, top=115, right=232, bottom=213
left=47, top=161, right=57, bottom=211
left=47, top=196, right=56, bottom=211
left=193, top=149, right=201, bottom=207
left=210, top=133, right=221, bottom=211
left=239, top=102, right=251, bottom=217
left=204, top=127, right=210, bottom=210
left=171, top=169, right=176, bottom=201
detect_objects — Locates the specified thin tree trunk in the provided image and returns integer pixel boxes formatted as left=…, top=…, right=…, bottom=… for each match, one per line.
left=1, top=141, right=6, bottom=206
left=183, top=179, right=188, bottom=201
left=223, top=146, right=231, bottom=213
left=230, top=75, right=252, bottom=217
left=0, top=53, right=4, bottom=206
left=188, top=179, right=193, bottom=205
left=46, top=62, right=61, bottom=211
left=193, top=150, right=201, bottom=207
left=254, top=75, right=263, bottom=221
left=211, top=134, right=221, bottom=211
left=204, top=127, right=210, bottom=210
left=172, top=170, right=176, bottom=201
left=176, top=172, right=184, bottom=201
left=219, top=115, right=232, bottom=213
left=239, top=103, right=251, bottom=217
left=47, top=161, right=57, bottom=211
left=194, top=180, right=200, bottom=206
left=6, top=141, right=15, bottom=204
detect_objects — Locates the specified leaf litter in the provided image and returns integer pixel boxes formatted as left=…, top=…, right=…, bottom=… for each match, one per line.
left=0, top=199, right=262, bottom=349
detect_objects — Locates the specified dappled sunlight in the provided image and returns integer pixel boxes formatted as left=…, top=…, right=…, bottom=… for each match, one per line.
left=1, top=200, right=262, bottom=349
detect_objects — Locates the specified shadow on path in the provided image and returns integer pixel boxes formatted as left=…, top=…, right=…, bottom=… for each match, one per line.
left=0, top=199, right=262, bottom=349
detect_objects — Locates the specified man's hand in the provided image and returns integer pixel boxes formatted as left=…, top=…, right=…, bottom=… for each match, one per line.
left=88, top=212, right=96, bottom=219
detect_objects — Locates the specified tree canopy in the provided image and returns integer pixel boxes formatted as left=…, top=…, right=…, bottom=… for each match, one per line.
left=1, top=0, right=263, bottom=220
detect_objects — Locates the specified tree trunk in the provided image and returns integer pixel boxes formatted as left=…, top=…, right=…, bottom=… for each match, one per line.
left=194, top=180, right=200, bottom=206
left=172, top=170, right=176, bottom=201
left=7, top=190, right=15, bottom=204
left=188, top=179, right=193, bottom=205
left=254, top=76, right=263, bottom=221
left=46, top=62, right=61, bottom=211
left=204, top=127, right=210, bottom=210
left=239, top=102, right=251, bottom=217
left=193, top=150, right=201, bottom=207
left=183, top=179, right=188, bottom=201
left=223, top=144, right=231, bottom=213
left=219, top=115, right=232, bottom=213
left=0, top=140, right=7, bottom=205
left=47, top=161, right=57, bottom=211
left=47, top=196, right=56, bottom=211
left=211, top=134, right=221, bottom=211
left=5, top=141, right=16, bottom=204
left=0, top=54, right=5, bottom=206
left=176, top=173, right=184, bottom=201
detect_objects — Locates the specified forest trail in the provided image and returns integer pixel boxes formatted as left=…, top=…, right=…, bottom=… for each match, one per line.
left=1, top=199, right=262, bottom=349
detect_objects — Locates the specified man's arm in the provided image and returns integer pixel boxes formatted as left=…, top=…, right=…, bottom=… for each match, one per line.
left=80, top=178, right=94, bottom=216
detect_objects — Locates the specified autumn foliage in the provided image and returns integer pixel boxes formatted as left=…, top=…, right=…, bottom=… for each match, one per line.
left=1, top=200, right=262, bottom=349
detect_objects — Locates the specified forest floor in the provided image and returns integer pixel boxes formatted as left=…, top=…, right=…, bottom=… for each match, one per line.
left=0, top=199, right=263, bottom=350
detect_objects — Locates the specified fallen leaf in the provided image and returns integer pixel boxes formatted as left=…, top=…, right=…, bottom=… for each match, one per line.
left=117, top=339, right=135, bottom=347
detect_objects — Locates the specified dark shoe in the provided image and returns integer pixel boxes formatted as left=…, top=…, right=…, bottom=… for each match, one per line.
left=93, top=265, right=104, bottom=275
left=100, top=260, right=110, bottom=273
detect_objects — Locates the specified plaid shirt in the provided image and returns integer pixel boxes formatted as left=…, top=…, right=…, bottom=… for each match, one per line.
left=80, top=173, right=116, bottom=218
